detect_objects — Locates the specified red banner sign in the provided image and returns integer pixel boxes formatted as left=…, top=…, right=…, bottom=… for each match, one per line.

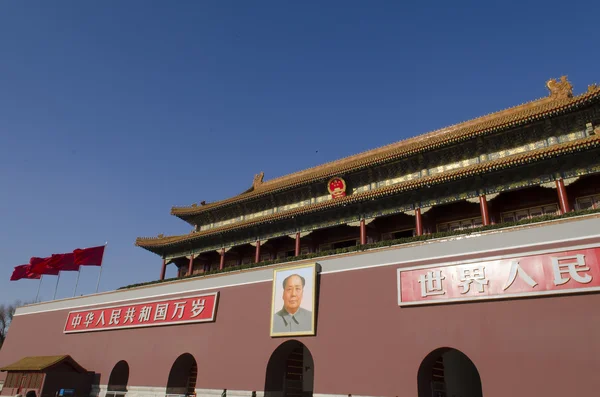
left=64, top=292, right=218, bottom=333
left=397, top=247, right=600, bottom=306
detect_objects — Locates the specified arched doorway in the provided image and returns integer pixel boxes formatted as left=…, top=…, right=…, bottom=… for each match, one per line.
left=107, top=360, right=129, bottom=396
left=265, top=340, right=314, bottom=397
left=417, top=348, right=482, bottom=397
left=166, top=353, right=197, bottom=397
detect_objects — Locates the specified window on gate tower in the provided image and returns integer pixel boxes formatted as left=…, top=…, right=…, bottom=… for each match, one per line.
left=576, top=194, right=600, bottom=210
left=437, top=216, right=482, bottom=233
left=501, top=204, right=558, bottom=223
left=332, top=239, right=359, bottom=249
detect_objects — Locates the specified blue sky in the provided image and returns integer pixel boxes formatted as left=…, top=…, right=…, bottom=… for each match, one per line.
left=1, top=1, right=598, bottom=304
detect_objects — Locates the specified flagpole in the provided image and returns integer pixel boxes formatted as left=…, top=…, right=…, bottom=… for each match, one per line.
left=53, top=271, right=61, bottom=300
left=95, top=266, right=104, bottom=293
left=73, top=269, right=81, bottom=297
left=35, top=275, right=43, bottom=303
left=95, top=241, right=108, bottom=294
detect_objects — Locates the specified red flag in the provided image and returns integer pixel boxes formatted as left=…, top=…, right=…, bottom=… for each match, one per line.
left=10, top=265, right=28, bottom=281
left=25, top=266, right=41, bottom=279
left=29, top=257, right=60, bottom=275
left=74, top=245, right=105, bottom=267
left=10, top=265, right=41, bottom=281
left=47, top=253, right=79, bottom=271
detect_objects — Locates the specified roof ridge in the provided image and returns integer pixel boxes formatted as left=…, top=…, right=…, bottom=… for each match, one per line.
left=0, top=355, right=71, bottom=372
left=259, top=95, right=554, bottom=188
left=170, top=78, right=600, bottom=216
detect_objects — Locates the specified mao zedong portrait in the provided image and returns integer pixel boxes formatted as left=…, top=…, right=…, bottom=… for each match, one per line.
left=272, top=273, right=313, bottom=333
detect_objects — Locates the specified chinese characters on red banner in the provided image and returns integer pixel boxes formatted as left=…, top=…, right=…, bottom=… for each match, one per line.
left=397, top=248, right=600, bottom=306
left=64, top=293, right=218, bottom=333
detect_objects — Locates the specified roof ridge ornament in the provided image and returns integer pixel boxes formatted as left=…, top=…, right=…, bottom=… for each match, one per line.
left=546, top=76, right=573, bottom=99
left=191, top=200, right=207, bottom=208
left=253, top=171, right=265, bottom=190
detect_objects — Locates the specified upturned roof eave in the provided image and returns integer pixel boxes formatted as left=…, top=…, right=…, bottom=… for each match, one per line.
left=169, top=88, right=600, bottom=220
left=136, top=135, right=600, bottom=255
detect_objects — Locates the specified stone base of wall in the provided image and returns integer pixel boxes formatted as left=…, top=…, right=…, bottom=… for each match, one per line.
left=195, top=389, right=264, bottom=397
left=91, top=385, right=380, bottom=397
left=314, top=394, right=382, bottom=397
left=92, top=385, right=167, bottom=397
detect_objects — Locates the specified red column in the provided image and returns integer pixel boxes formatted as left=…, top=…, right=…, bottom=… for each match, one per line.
left=555, top=178, right=571, bottom=214
left=188, top=255, right=194, bottom=276
left=219, top=248, right=225, bottom=270
left=159, top=259, right=167, bottom=280
left=360, top=219, right=367, bottom=245
left=479, top=195, right=490, bottom=226
left=255, top=240, right=261, bottom=263
left=295, top=232, right=301, bottom=256
left=415, top=208, right=423, bottom=236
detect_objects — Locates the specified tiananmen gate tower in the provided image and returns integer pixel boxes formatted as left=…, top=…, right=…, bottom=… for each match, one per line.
left=2, top=76, right=600, bottom=397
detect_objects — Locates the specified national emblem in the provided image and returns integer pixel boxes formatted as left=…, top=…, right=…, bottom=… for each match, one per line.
left=327, top=177, right=347, bottom=199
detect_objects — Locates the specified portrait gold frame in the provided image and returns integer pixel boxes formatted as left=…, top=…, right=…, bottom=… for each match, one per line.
left=269, top=262, right=318, bottom=337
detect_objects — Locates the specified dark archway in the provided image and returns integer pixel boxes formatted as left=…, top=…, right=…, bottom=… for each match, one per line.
left=107, top=360, right=130, bottom=393
left=166, top=353, right=197, bottom=397
left=265, top=340, right=314, bottom=397
left=418, top=348, right=482, bottom=397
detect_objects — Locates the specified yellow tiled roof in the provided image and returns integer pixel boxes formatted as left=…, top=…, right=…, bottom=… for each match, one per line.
left=0, top=355, right=86, bottom=372
left=170, top=80, right=600, bottom=218
left=136, top=134, right=600, bottom=250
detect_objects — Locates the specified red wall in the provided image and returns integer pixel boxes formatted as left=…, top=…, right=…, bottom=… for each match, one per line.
left=1, top=257, right=599, bottom=397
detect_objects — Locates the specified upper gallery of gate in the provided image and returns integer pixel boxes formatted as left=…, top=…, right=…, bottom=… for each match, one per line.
left=134, top=76, right=600, bottom=252
left=170, top=77, right=599, bottom=219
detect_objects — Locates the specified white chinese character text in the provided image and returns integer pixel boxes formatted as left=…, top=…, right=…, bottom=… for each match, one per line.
left=552, top=254, right=592, bottom=285
left=503, top=260, right=538, bottom=291
left=418, top=270, right=446, bottom=297
left=154, top=304, right=169, bottom=321
left=171, top=301, right=186, bottom=319
left=84, top=312, right=94, bottom=328
left=458, top=265, right=488, bottom=294
left=138, top=306, right=152, bottom=322
left=95, top=311, right=106, bottom=326
left=124, top=307, right=136, bottom=323
left=191, top=299, right=206, bottom=317
left=71, top=314, right=82, bottom=328
left=109, top=309, right=121, bottom=325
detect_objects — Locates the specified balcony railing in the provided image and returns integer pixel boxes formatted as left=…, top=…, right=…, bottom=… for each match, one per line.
left=120, top=207, right=600, bottom=290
